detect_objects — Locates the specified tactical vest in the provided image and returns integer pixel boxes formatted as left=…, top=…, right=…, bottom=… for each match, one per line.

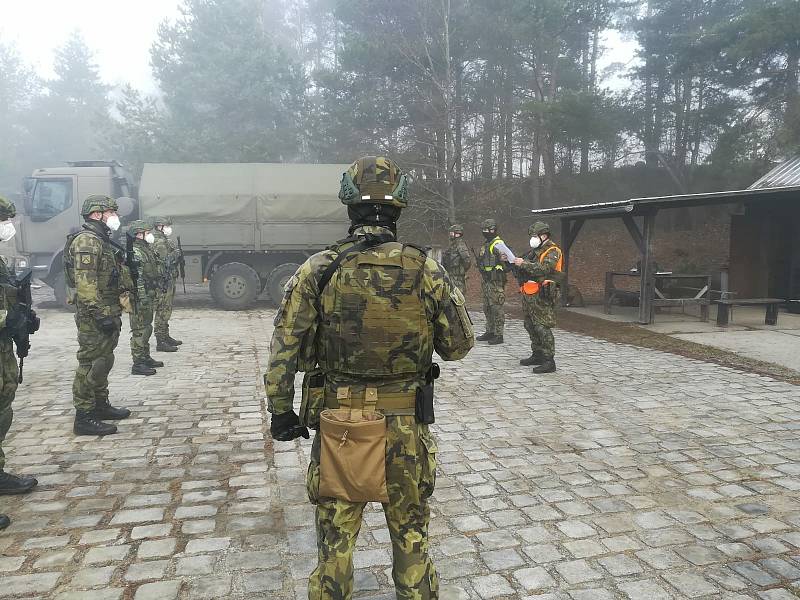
left=318, top=241, right=430, bottom=379
left=64, top=226, right=125, bottom=310
left=520, top=244, right=564, bottom=295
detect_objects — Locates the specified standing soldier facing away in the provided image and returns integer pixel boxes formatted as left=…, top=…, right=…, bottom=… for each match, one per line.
left=0, top=196, right=40, bottom=530
left=441, top=223, right=471, bottom=295
left=65, top=195, right=132, bottom=436
left=476, top=218, right=507, bottom=344
left=150, top=216, right=181, bottom=352
left=127, top=221, right=164, bottom=376
left=514, top=221, right=563, bottom=374
left=266, top=156, right=474, bottom=600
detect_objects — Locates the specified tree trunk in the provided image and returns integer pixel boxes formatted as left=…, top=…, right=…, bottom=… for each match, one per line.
left=454, top=59, right=463, bottom=181
left=480, top=66, right=496, bottom=180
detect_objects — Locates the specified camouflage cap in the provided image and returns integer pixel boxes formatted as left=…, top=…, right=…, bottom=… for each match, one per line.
left=449, top=224, right=464, bottom=234
left=0, top=195, right=16, bottom=221
left=149, top=215, right=172, bottom=227
left=127, top=219, right=152, bottom=235
left=481, top=218, right=497, bottom=230
left=81, top=194, right=118, bottom=216
left=339, top=156, right=408, bottom=208
left=529, top=221, right=550, bottom=236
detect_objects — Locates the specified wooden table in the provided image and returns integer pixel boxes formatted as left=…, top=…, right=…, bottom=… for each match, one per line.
left=714, top=298, right=784, bottom=326
left=605, top=271, right=712, bottom=321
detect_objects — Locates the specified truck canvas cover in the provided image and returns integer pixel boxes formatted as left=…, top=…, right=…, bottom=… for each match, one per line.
left=138, top=163, right=351, bottom=251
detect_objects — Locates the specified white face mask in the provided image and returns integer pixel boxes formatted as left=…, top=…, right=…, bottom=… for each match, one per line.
left=145, top=232, right=155, bottom=244
left=105, top=215, right=121, bottom=232
left=163, top=226, right=173, bottom=237
left=530, top=236, right=541, bottom=249
left=0, top=222, right=16, bottom=242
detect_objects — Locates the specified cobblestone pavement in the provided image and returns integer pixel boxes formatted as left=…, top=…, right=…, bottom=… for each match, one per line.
left=2, top=297, right=800, bottom=599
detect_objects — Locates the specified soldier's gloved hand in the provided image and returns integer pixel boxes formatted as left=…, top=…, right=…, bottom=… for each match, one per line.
left=96, top=315, right=119, bottom=333
left=27, top=309, right=40, bottom=334
left=270, top=411, right=309, bottom=441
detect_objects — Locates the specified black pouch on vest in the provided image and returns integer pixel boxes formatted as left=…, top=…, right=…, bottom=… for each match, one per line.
left=415, top=386, right=435, bottom=424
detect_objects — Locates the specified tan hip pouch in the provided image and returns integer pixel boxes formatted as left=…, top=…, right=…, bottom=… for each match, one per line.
left=319, top=387, right=389, bottom=503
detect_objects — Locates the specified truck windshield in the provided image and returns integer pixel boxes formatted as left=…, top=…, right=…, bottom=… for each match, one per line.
left=31, top=179, right=73, bottom=220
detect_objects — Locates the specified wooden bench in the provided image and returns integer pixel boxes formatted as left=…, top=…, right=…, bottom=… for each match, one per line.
left=714, top=298, right=784, bottom=327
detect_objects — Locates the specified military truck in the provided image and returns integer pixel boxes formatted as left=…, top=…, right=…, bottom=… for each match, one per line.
left=17, top=160, right=350, bottom=310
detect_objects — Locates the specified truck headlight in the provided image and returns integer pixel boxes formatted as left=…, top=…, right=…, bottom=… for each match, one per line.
left=15, top=257, right=28, bottom=270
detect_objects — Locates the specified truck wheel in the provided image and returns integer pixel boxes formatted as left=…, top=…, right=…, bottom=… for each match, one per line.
left=52, top=272, right=75, bottom=311
left=210, top=262, right=261, bottom=310
left=266, top=263, right=302, bottom=305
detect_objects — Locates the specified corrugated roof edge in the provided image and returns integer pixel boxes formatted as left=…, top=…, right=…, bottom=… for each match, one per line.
left=748, top=156, right=800, bottom=189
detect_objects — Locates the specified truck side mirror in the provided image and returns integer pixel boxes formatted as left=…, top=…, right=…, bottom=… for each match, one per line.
left=22, top=177, right=35, bottom=197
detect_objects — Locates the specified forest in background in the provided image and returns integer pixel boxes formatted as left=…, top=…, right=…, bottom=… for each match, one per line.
left=1, top=0, right=798, bottom=229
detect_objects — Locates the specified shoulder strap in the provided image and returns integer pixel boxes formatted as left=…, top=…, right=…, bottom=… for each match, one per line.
left=317, top=240, right=372, bottom=294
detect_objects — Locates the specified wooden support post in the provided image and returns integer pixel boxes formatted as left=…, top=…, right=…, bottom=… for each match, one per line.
left=560, top=218, right=571, bottom=306
left=559, top=218, right=584, bottom=307
left=638, top=211, right=657, bottom=324
left=622, top=214, right=645, bottom=254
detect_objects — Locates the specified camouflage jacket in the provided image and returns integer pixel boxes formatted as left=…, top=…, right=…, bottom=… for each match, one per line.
left=517, top=240, right=562, bottom=282
left=65, top=220, right=132, bottom=319
left=442, top=238, right=471, bottom=278
left=265, top=225, right=475, bottom=415
left=133, top=238, right=161, bottom=303
left=152, top=230, right=180, bottom=280
left=0, top=257, right=12, bottom=332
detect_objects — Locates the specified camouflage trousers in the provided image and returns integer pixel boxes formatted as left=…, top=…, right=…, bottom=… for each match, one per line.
left=154, top=278, right=175, bottom=340
left=0, top=340, right=18, bottom=471
left=72, top=312, right=121, bottom=411
left=481, top=279, right=505, bottom=336
left=306, top=416, right=439, bottom=599
left=129, top=298, right=154, bottom=362
left=522, top=295, right=555, bottom=359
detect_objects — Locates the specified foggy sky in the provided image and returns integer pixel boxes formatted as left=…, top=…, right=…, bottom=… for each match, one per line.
left=0, top=1, right=637, bottom=94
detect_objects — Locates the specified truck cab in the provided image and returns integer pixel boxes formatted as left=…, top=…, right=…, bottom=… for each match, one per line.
left=17, top=161, right=137, bottom=304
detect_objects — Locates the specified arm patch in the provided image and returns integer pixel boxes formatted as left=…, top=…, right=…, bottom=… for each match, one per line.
left=75, top=252, right=97, bottom=270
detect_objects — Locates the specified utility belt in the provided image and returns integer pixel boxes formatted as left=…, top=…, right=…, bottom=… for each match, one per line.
left=520, top=279, right=557, bottom=299
left=299, top=365, right=439, bottom=430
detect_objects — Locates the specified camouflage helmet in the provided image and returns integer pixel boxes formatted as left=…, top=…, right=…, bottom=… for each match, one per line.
left=149, top=215, right=172, bottom=227
left=338, top=156, right=409, bottom=208
left=448, top=224, right=464, bottom=234
left=81, top=194, right=118, bottom=216
left=0, top=196, right=16, bottom=221
left=481, top=218, right=497, bottom=231
left=127, top=220, right=152, bottom=236
left=529, top=221, right=551, bottom=236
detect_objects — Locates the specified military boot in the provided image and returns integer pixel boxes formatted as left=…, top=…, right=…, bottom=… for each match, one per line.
left=156, top=339, right=178, bottom=352
left=476, top=332, right=494, bottom=341
left=94, top=399, right=131, bottom=421
left=0, top=471, right=38, bottom=495
left=520, top=352, right=544, bottom=366
left=532, top=358, right=556, bottom=374
left=132, top=362, right=157, bottom=376
left=487, top=335, right=504, bottom=345
left=74, top=410, right=117, bottom=436
left=165, top=335, right=182, bottom=346
left=143, top=356, right=164, bottom=368
left=0, top=514, right=9, bottom=530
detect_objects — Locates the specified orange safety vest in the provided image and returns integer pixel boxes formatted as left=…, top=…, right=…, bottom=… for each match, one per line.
left=520, top=245, right=563, bottom=295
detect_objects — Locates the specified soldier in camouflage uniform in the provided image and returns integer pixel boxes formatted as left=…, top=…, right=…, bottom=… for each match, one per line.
left=266, top=156, right=474, bottom=600
left=0, top=196, right=40, bottom=530
left=441, top=224, right=471, bottom=295
left=150, top=216, right=181, bottom=352
left=513, top=221, right=563, bottom=374
left=127, top=221, right=165, bottom=376
left=476, top=218, right=507, bottom=344
left=65, top=195, right=132, bottom=436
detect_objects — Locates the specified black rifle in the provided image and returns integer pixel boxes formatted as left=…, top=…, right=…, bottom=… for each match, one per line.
left=177, top=236, right=186, bottom=293
left=11, top=270, right=38, bottom=383
left=125, top=232, right=140, bottom=313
